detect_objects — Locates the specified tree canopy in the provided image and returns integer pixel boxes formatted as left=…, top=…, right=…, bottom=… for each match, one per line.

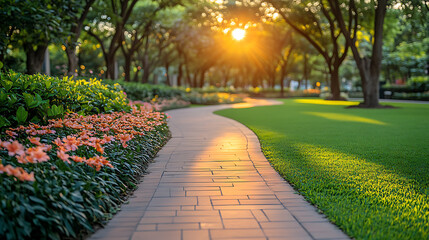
left=1, top=0, right=427, bottom=106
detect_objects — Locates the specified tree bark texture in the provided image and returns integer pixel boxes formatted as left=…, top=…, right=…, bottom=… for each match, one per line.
left=25, top=43, right=48, bottom=74
left=177, top=62, right=183, bottom=86
left=66, top=47, right=79, bottom=76
left=66, top=0, right=95, bottom=76
left=329, top=0, right=387, bottom=107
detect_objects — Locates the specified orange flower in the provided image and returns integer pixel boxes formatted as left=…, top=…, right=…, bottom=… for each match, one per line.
left=3, top=141, right=25, bottom=156
left=0, top=164, right=35, bottom=181
left=28, top=137, right=42, bottom=146
left=5, top=130, right=18, bottom=138
left=95, top=143, right=104, bottom=154
left=100, top=127, right=110, bottom=132
left=117, top=134, right=133, bottom=148
left=118, top=134, right=133, bottom=143
left=16, top=154, right=30, bottom=164
left=20, top=171, right=35, bottom=181
left=57, top=150, right=71, bottom=163
left=102, top=134, right=115, bottom=143
left=70, top=155, right=85, bottom=163
left=62, top=136, right=79, bottom=151
left=26, top=147, right=50, bottom=163
left=42, top=144, right=52, bottom=152
left=53, top=138, right=63, bottom=147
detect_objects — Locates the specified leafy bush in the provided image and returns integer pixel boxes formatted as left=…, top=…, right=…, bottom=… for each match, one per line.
left=103, top=80, right=243, bottom=106
left=0, top=71, right=130, bottom=129
left=185, top=92, right=243, bottom=105
left=195, top=86, right=238, bottom=94
left=103, top=80, right=186, bottom=101
left=247, top=88, right=320, bottom=98
left=408, top=76, right=429, bottom=84
left=0, top=106, right=169, bottom=239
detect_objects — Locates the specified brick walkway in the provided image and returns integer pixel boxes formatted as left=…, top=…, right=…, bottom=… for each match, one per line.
left=90, top=99, right=349, bottom=240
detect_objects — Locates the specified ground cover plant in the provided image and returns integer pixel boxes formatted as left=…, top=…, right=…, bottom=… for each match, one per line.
left=215, top=99, right=429, bottom=240
left=0, top=72, right=170, bottom=239
left=0, top=106, right=169, bottom=239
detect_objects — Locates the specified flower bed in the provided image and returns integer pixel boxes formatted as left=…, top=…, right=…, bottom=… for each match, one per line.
left=0, top=102, right=169, bottom=239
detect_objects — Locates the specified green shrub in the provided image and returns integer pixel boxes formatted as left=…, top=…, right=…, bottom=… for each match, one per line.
left=408, top=76, right=429, bottom=84
left=103, top=80, right=186, bottom=101
left=185, top=92, right=243, bottom=105
left=0, top=71, right=130, bottom=129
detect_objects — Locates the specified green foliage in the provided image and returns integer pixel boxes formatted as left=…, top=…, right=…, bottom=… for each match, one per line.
left=216, top=99, right=429, bottom=240
left=103, top=80, right=186, bottom=101
left=103, top=80, right=241, bottom=106
left=185, top=92, right=243, bottom=105
left=408, top=76, right=429, bottom=84
left=0, top=71, right=130, bottom=129
left=0, top=0, right=81, bottom=50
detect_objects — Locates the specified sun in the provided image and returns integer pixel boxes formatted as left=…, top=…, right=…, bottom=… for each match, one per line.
left=231, top=28, right=246, bottom=41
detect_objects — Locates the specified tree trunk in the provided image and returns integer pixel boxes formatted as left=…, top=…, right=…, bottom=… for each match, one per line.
left=65, top=0, right=95, bottom=76
left=177, top=63, right=183, bottom=87
left=133, top=68, right=140, bottom=82
left=251, top=73, right=258, bottom=88
left=142, top=54, right=150, bottom=83
left=66, top=47, right=79, bottom=76
left=105, top=54, right=116, bottom=79
left=287, top=79, right=292, bottom=88
left=223, top=68, right=230, bottom=88
left=165, top=63, right=170, bottom=86
left=364, top=0, right=386, bottom=107
left=331, top=0, right=387, bottom=107
left=234, top=74, right=240, bottom=88
left=303, top=54, right=308, bottom=90
left=280, top=65, right=288, bottom=97
left=270, top=70, right=276, bottom=89
left=199, top=68, right=207, bottom=88
left=24, top=43, right=48, bottom=74
left=192, top=70, right=198, bottom=88
left=124, top=55, right=131, bottom=82
left=329, top=66, right=341, bottom=100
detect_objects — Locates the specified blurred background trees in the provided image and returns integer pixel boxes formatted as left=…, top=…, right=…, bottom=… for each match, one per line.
left=1, top=0, right=427, bottom=105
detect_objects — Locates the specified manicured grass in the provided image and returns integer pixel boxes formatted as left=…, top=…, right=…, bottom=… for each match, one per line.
left=215, top=99, right=429, bottom=240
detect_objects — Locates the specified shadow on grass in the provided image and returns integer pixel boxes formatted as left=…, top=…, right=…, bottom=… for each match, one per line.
left=260, top=137, right=429, bottom=240
left=215, top=99, right=429, bottom=239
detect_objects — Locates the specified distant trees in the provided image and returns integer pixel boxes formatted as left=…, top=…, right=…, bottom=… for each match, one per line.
left=1, top=0, right=427, bottom=107
left=1, top=0, right=81, bottom=74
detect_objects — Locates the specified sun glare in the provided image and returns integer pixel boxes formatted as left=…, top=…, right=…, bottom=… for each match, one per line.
left=231, top=28, right=246, bottom=41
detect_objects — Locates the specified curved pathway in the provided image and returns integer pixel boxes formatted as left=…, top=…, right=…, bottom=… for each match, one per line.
left=90, top=99, right=349, bottom=240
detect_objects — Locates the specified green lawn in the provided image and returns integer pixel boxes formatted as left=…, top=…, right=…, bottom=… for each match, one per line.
left=215, top=99, right=429, bottom=240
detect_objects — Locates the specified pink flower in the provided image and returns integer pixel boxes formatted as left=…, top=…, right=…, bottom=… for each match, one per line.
left=0, top=164, right=35, bottom=181
left=28, top=137, right=42, bottom=146
left=26, top=147, right=50, bottom=163
left=3, top=141, right=25, bottom=156
left=57, top=150, right=71, bottom=164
